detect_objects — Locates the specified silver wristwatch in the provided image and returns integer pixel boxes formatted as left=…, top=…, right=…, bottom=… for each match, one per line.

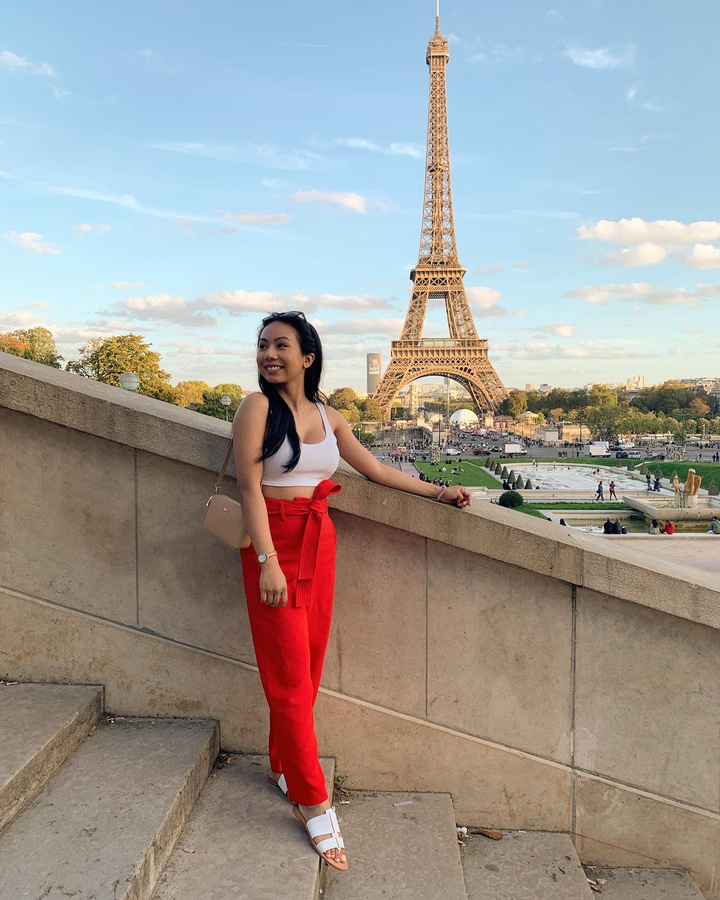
left=258, top=550, right=278, bottom=564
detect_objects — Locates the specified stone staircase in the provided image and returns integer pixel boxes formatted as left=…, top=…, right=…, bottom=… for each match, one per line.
left=0, top=682, right=706, bottom=900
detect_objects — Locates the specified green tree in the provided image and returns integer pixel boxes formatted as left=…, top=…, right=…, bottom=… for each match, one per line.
left=2, top=326, right=63, bottom=367
left=328, top=387, right=360, bottom=411
left=358, top=397, right=383, bottom=420
left=197, top=389, right=243, bottom=420
left=0, top=333, right=30, bottom=356
left=588, top=384, right=619, bottom=408
left=175, top=380, right=212, bottom=408
left=500, top=390, right=527, bottom=419
left=338, top=406, right=361, bottom=424
left=66, top=334, right=176, bottom=401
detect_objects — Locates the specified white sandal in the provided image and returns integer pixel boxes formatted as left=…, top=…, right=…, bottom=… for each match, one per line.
left=293, top=804, right=348, bottom=871
left=267, top=773, right=295, bottom=804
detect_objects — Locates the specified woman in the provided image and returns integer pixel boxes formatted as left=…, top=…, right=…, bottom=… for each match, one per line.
left=232, top=311, right=471, bottom=872
left=648, top=518, right=660, bottom=534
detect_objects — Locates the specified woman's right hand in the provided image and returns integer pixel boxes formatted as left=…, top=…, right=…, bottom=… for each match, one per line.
left=259, top=560, right=288, bottom=608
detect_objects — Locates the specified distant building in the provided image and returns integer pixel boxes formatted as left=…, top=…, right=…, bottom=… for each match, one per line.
left=525, top=383, right=537, bottom=392
left=494, top=415, right=515, bottom=429
left=367, top=353, right=381, bottom=395
left=538, top=384, right=552, bottom=395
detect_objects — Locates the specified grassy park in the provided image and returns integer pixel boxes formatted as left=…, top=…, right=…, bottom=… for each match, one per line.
left=413, top=459, right=500, bottom=488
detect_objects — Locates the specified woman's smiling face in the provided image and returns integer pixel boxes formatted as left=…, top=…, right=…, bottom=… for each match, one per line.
left=257, top=320, right=314, bottom=382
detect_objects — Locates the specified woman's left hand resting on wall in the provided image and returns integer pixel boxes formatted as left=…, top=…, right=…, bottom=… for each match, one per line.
left=439, top=485, right=472, bottom=508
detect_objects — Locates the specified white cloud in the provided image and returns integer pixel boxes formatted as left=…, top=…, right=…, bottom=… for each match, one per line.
left=465, top=286, right=506, bottom=318
left=102, top=294, right=219, bottom=327
left=290, top=189, right=368, bottom=213
left=512, top=309, right=528, bottom=318
left=681, top=327, right=705, bottom=334
left=111, top=280, right=146, bottom=289
left=1, top=50, right=56, bottom=76
left=532, top=323, right=575, bottom=337
left=578, top=218, right=720, bottom=268
left=310, top=317, right=406, bottom=336
left=565, top=282, right=720, bottom=307
left=72, top=223, right=111, bottom=234
left=547, top=9, right=564, bottom=22
left=495, top=340, right=652, bottom=360
left=3, top=231, right=61, bottom=255
left=20, top=300, right=52, bottom=309
left=51, top=85, right=70, bottom=100
left=562, top=44, right=636, bottom=70
left=214, top=209, right=292, bottom=226
left=335, top=137, right=423, bottom=159
left=469, top=43, right=525, bottom=65
left=683, top=243, right=720, bottom=270
left=618, top=242, right=668, bottom=267
left=578, top=217, right=720, bottom=245
left=197, top=290, right=393, bottom=316
left=625, top=83, right=639, bottom=103
left=91, top=283, right=104, bottom=291
left=149, top=140, right=336, bottom=171
left=565, top=282, right=652, bottom=306
left=474, top=261, right=531, bottom=275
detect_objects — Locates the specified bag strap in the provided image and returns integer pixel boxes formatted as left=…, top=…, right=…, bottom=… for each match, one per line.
left=214, top=438, right=234, bottom=492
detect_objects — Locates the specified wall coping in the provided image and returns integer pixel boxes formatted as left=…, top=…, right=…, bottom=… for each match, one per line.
left=2, top=351, right=719, bottom=630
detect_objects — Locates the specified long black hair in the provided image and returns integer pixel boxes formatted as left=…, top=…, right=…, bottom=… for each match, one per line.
left=255, top=311, right=326, bottom=473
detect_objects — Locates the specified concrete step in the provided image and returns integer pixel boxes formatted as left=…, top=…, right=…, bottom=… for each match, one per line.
left=322, top=790, right=467, bottom=900
left=461, top=830, right=593, bottom=900
left=584, top=865, right=706, bottom=899
left=151, top=754, right=336, bottom=900
left=0, top=682, right=103, bottom=834
left=0, top=716, right=219, bottom=900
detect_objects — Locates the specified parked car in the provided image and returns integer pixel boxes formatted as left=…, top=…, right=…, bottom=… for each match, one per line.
left=645, top=451, right=666, bottom=460
left=490, top=445, right=501, bottom=452
left=626, top=450, right=642, bottom=459
left=609, top=444, right=623, bottom=451
left=616, top=450, right=629, bottom=458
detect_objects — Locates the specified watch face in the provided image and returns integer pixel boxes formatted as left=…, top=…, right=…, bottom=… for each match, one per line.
left=258, top=552, right=267, bottom=563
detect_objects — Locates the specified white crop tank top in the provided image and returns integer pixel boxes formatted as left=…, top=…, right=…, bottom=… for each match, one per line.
left=261, top=401, right=340, bottom=487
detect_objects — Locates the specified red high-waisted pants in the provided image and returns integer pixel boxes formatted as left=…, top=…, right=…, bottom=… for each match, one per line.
left=239, top=478, right=342, bottom=806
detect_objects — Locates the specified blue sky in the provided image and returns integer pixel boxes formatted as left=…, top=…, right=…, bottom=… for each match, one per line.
left=2, top=0, right=719, bottom=393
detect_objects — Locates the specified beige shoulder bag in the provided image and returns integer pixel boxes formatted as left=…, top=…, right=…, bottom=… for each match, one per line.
left=203, top=438, right=252, bottom=549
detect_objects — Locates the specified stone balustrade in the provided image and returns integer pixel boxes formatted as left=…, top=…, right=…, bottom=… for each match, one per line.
left=0, top=351, right=718, bottom=898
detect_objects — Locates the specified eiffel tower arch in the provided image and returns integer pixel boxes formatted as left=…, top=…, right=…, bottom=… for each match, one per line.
left=373, top=9, right=507, bottom=418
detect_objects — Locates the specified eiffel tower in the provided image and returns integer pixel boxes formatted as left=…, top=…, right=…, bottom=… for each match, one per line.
left=373, top=4, right=508, bottom=417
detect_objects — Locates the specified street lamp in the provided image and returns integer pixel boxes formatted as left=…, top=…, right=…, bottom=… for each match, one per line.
left=220, top=394, right=232, bottom=422
left=119, top=372, right=140, bottom=392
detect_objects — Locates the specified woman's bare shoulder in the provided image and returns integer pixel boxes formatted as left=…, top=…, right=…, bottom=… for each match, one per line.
left=233, top=392, right=269, bottom=429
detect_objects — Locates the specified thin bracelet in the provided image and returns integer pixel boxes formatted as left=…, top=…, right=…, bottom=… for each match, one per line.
left=436, top=486, right=448, bottom=502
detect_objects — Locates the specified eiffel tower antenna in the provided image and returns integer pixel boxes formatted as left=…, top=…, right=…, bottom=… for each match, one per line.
left=372, top=9, right=508, bottom=418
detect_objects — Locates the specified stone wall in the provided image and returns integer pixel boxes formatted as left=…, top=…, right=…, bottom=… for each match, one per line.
left=1, top=352, right=718, bottom=898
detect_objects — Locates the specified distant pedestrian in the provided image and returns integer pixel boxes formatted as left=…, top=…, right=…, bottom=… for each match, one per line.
left=662, top=520, right=675, bottom=535
left=609, top=480, right=617, bottom=500
left=653, top=475, right=661, bottom=492
left=648, top=519, right=660, bottom=535
left=595, top=480, right=604, bottom=501
left=612, top=518, right=622, bottom=534
left=646, top=472, right=651, bottom=491
left=603, top=518, right=613, bottom=534
left=559, top=518, right=567, bottom=526
left=707, top=516, right=720, bottom=535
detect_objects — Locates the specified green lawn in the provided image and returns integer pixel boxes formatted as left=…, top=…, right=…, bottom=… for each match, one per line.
left=414, top=459, right=500, bottom=488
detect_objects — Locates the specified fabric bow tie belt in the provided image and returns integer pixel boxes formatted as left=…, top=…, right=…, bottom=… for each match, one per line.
left=265, top=478, right=342, bottom=608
